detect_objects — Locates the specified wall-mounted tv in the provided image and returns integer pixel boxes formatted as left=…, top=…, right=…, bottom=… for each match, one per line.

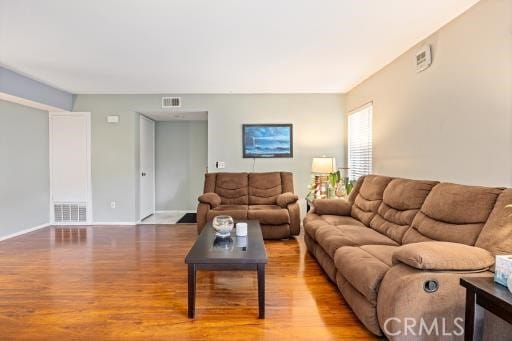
left=242, top=124, right=293, bottom=158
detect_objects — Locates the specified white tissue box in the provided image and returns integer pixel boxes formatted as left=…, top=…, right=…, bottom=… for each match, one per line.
left=494, top=255, right=512, bottom=286
left=236, top=222, right=248, bottom=237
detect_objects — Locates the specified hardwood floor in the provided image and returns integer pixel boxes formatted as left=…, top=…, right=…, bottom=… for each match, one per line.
left=0, top=225, right=377, bottom=340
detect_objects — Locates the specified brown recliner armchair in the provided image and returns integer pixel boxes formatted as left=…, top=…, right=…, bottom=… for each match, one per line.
left=196, top=172, right=300, bottom=239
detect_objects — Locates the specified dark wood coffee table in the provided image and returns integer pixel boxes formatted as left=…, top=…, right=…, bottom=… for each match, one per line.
left=185, top=220, right=268, bottom=319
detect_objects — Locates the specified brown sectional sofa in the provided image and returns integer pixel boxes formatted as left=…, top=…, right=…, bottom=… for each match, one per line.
left=304, top=175, right=512, bottom=339
left=197, top=172, right=300, bottom=239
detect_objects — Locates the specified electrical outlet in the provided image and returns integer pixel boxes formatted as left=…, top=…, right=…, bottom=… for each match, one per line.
left=216, top=161, right=225, bottom=169
left=110, top=201, right=116, bottom=209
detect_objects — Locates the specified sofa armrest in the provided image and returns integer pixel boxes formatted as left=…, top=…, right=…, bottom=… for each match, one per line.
left=196, top=203, right=210, bottom=234
left=198, top=192, right=221, bottom=208
left=312, top=198, right=351, bottom=216
left=287, top=202, right=301, bottom=236
left=392, top=241, right=494, bottom=271
left=377, top=263, right=493, bottom=339
left=276, top=192, right=299, bottom=208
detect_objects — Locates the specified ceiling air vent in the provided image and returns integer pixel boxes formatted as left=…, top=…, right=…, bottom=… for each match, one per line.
left=54, top=203, right=87, bottom=223
left=162, top=96, right=181, bottom=108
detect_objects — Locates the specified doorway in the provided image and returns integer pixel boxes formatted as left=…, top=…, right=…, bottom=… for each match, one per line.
left=139, top=115, right=155, bottom=220
left=138, top=111, right=208, bottom=224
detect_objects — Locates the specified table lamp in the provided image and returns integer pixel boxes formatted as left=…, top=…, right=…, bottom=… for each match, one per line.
left=311, top=157, right=336, bottom=198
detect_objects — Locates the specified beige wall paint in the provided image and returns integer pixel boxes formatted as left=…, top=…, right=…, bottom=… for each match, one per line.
left=346, top=0, right=512, bottom=187
left=73, top=94, right=345, bottom=221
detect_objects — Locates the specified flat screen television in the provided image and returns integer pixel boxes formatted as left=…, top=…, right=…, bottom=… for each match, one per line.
left=242, top=124, right=293, bottom=158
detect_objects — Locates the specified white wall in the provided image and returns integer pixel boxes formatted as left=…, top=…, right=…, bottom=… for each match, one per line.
left=0, top=100, right=49, bottom=237
left=346, top=0, right=512, bottom=187
left=73, top=94, right=345, bottom=221
left=156, top=120, right=208, bottom=211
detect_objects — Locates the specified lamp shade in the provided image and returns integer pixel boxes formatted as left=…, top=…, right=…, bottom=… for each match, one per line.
left=311, top=157, right=336, bottom=174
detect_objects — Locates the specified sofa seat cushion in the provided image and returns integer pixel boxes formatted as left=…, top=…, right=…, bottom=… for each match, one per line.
left=214, top=204, right=248, bottom=211
left=249, top=204, right=281, bottom=210
left=334, top=245, right=398, bottom=304
left=320, top=215, right=365, bottom=228
left=247, top=205, right=290, bottom=225
left=207, top=205, right=248, bottom=221
left=359, top=245, right=397, bottom=267
left=260, top=224, right=290, bottom=240
left=303, top=213, right=363, bottom=241
left=303, top=213, right=331, bottom=240
left=316, top=225, right=399, bottom=258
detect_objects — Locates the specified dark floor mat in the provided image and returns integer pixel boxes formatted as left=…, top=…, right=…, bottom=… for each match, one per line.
left=176, top=213, right=197, bottom=224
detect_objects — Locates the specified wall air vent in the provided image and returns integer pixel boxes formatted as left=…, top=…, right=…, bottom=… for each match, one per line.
left=416, top=45, right=432, bottom=73
left=162, top=96, right=181, bottom=108
left=54, top=203, right=87, bottom=223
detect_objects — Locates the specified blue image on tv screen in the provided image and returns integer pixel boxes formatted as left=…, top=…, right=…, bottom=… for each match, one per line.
left=243, top=125, right=293, bottom=158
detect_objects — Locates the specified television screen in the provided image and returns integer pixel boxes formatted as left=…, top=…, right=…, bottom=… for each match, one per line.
left=243, top=124, right=293, bottom=158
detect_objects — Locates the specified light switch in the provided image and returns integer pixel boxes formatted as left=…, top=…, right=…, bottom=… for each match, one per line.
left=107, top=115, right=120, bottom=123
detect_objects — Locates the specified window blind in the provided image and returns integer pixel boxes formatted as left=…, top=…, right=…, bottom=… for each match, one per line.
left=348, top=104, right=373, bottom=181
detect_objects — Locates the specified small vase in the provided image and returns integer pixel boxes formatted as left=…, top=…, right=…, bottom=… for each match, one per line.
left=212, top=215, right=234, bottom=237
left=335, top=180, right=347, bottom=198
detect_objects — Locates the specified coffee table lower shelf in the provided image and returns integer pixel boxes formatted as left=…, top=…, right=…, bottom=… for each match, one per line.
left=187, top=262, right=266, bottom=319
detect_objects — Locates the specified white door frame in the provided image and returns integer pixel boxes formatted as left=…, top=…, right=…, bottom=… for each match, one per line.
left=49, top=112, right=92, bottom=225
left=139, top=114, right=156, bottom=220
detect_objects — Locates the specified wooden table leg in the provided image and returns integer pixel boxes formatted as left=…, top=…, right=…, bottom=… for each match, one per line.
left=464, top=288, right=475, bottom=341
left=188, top=264, right=196, bottom=318
left=257, top=263, right=265, bottom=319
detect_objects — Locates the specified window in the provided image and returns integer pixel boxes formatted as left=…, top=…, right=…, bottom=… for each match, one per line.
left=348, top=104, right=373, bottom=181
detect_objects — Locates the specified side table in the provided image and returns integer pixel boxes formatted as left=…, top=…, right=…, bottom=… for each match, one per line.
left=460, top=277, right=512, bottom=340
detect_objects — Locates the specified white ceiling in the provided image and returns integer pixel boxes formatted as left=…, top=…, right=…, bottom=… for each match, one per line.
left=0, top=0, right=479, bottom=94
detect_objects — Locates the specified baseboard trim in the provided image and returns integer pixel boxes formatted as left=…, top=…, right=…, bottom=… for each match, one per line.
left=0, top=222, right=51, bottom=242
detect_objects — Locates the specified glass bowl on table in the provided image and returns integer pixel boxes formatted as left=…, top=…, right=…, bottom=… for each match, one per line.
left=212, top=215, right=234, bottom=238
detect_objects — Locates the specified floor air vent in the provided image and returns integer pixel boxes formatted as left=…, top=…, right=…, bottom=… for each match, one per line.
left=54, top=203, right=87, bottom=223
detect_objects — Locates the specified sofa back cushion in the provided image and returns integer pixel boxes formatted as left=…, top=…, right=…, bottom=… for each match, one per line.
left=347, top=176, right=365, bottom=204
left=403, top=183, right=502, bottom=245
left=370, top=178, right=438, bottom=243
left=280, top=172, right=295, bottom=193
left=214, top=173, right=249, bottom=205
left=475, top=188, right=512, bottom=256
left=248, top=172, right=283, bottom=205
left=351, top=175, right=393, bottom=226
